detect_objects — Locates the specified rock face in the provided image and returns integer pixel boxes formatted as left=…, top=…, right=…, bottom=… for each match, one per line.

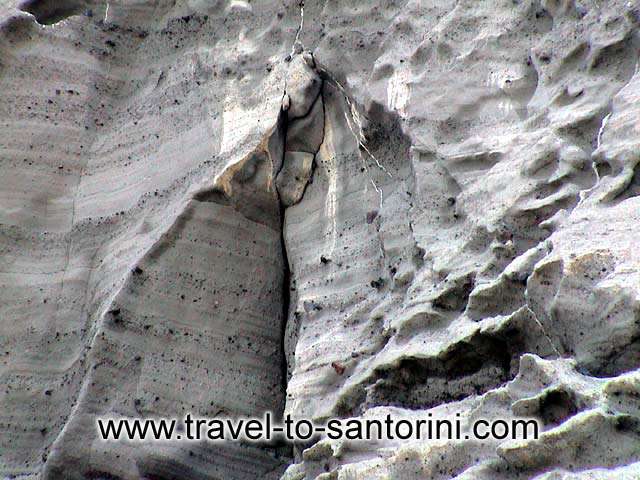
left=1, top=0, right=639, bottom=479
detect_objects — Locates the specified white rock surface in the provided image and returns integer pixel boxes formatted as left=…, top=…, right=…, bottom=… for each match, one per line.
left=0, top=0, right=639, bottom=479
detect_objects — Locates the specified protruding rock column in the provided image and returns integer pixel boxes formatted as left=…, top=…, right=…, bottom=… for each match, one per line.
left=277, top=52, right=325, bottom=207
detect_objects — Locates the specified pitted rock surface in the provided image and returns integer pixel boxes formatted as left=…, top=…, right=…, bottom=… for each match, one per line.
left=0, top=1, right=639, bottom=479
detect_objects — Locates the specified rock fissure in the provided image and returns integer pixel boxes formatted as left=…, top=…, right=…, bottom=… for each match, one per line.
left=4, top=1, right=640, bottom=478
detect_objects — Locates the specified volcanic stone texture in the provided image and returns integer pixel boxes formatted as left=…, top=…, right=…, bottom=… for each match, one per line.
left=0, top=0, right=639, bottom=479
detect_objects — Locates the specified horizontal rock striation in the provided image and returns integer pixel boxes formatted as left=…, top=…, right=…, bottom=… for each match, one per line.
left=1, top=0, right=640, bottom=479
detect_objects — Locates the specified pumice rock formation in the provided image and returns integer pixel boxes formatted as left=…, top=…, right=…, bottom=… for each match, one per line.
left=277, top=51, right=324, bottom=207
left=1, top=0, right=640, bottom=479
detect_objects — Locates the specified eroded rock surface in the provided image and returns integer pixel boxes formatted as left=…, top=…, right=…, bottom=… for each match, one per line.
left=1, top=0, right=639, bottom=479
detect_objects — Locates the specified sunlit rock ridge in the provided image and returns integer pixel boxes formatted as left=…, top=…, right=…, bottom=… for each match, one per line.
left=0, top=0, right=639, bottom=478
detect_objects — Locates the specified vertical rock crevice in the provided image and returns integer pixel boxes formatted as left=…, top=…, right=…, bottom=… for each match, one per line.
left=42, top=99, right=294, bottom=480
left=277, top=50, right=326, bottom=386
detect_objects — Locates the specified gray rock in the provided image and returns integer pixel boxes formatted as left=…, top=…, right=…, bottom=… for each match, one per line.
left=0, top=0, right=639, bottom=478
left=277, top=151, right=315, bottom=207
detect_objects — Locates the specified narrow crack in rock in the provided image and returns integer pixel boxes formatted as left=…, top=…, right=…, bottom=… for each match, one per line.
left=3, top=1, right=640, bottom=479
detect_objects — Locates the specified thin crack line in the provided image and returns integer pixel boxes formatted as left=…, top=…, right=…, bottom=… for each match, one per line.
left=317, top=67, right=390, bottom=214
left=287, top=2, right=391, bottom=207
left=596, top=112, right=611, bottom=151
left=526, top=306, right=561, bottom=357
left=289, top=2, right=304, bottom=57
left=326, top=71, right=392, bottom=178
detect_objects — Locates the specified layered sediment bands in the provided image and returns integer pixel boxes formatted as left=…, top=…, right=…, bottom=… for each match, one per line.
left=42, top=131, right=291, bottom=479
left=0, top=1, right=295, bottom=477
left=283, top=82, right=417, bottom=420
left=2, top=0, right=640, bottom=479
